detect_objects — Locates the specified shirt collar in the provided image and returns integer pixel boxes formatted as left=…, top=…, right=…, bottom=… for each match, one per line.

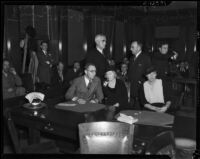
left=84, top=76, right=90, bottom=86
left=96, top=47, right=103, bottom=54
left=42, top=50, right=47, bottom=54
left=135, top=50, right=142, bottom=58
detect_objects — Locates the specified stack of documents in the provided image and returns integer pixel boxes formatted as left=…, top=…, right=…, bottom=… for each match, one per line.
left=117, top=113, right=138, bottom=124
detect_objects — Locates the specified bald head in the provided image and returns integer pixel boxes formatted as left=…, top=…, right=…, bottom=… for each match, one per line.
left=95, top=34, right=106, bottom=50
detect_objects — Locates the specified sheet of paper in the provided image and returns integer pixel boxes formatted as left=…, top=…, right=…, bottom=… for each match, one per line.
left=57, top=102, right=77, bottom=107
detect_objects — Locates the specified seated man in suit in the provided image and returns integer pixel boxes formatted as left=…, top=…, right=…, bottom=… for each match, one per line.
left=2, top=59, right=26, bottom=99
left=65, top=63, right=104, bottom=104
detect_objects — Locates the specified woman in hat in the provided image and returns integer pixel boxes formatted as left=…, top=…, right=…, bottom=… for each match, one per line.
left=103, top=67, right=128, bottom=120
left=140, top=66, right=172, bottom=113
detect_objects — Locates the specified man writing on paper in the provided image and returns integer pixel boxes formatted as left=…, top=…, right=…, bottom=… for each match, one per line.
left=65, top=63, right=104, bottom=104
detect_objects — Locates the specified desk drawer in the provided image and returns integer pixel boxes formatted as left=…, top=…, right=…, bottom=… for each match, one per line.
left=11, top=113, right=79, bottom=141
left=41, top=122, right=78, bottom=140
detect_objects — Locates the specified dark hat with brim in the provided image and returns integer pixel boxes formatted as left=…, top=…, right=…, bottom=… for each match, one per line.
left=105, top=66, right=116, bottom=73
left=145, top=66, right=157, bottom=76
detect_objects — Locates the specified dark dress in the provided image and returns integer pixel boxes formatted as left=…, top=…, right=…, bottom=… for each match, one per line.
left=103, top=79, right=128, bottom=114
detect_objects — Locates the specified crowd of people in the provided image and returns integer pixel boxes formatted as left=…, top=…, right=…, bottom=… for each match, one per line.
left=4, top=32, right=191, bottom=119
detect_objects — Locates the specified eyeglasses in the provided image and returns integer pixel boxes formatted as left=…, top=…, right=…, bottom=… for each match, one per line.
left=87, top=70, right=96, bottom=73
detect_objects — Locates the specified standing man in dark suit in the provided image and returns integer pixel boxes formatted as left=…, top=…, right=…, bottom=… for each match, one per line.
left=37, top=41, right=54, bottom=85
left=85, top=34, right=109, bottom=81
left=128, top=40, right=152, bottom=109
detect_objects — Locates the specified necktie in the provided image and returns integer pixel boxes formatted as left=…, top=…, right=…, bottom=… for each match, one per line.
left=87, top=80, right=92, bottom=90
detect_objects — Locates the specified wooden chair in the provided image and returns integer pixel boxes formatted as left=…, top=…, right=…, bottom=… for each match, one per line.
left=6, top=112, right=60, bottom=154
left=78, top=121, right=134, bottom=154
left=145, top=131, right=176, bottom=159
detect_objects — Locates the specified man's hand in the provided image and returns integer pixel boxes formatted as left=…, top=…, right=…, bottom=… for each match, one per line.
left=108, top=105, right=116, bottom=111
left=72, top=97, right=78, bottom=101
left=113, top=103, right=119, bottom=107
left=90, top=99, right=97, bottom=103
left=10, top=67, right=17, bottom=75
left=46, top=61, right=50, bottom=65
left=77, top=98, right=86, bottom=104
left=7, top=88, right=14, bottom=92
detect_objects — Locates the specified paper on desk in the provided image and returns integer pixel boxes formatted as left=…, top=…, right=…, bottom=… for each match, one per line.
left=57, top=102, right=77, bottom=107
left=117, top=113, right=138, bottom=124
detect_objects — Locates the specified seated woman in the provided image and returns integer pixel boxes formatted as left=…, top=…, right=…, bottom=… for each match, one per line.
left=103, top=67, right=128, bottom=120
left=140, top=66, right=171, bottom=113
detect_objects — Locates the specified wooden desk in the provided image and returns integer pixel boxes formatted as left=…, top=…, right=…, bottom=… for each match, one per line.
left=116, top=110, right=174, bottom=127
left=10, top=103, right=106, bottom=146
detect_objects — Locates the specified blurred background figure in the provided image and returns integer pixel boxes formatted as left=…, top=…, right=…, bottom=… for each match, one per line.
left=117, top=63, right=129, bottom=83
left=65, top=61, right=83, bottom=88
left=2, top=59, right=26, bottom=99
left=122, top=57, right=129, bottom=66
left=20, top=25, right=38, bottom=90
left=152, top=41, right=178, bottom=79
left=51, top=61, right=64, bottom=86
left=37, top=40, right=55, bottom=86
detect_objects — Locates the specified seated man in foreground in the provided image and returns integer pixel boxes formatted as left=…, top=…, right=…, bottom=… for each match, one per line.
left=2, top=59, right=26, bottom=99
left=65, top=63, right=104, bottom=104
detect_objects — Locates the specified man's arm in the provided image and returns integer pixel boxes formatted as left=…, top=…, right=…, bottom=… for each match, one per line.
left=10, top=68, right=23, bottom=86
left=93, top=78, right=104, bottom=103
left=65, top=79, right=77, bottom=100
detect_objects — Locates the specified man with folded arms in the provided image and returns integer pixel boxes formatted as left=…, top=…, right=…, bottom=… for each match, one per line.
left=65, top=63, right=104, bottom=104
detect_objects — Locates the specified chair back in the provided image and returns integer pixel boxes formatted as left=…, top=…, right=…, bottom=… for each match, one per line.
left=145, top=131, right=176, bottom=159
left=78, top=121, right=134, bottom=154
left=6, top=112, right=21, bottom=153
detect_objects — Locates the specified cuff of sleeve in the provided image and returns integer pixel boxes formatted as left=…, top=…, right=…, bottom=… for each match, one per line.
left=72, top=97, right=78, bottom=101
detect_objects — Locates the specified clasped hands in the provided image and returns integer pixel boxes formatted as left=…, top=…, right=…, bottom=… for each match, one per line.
left=72, top=97, right=98, bottom=104
left=108, top=103, right=119, bottom=111
left=154, top=102, right=171, bottom=113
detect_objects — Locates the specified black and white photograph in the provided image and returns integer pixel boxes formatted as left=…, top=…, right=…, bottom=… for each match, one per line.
left=2, top=1, right=198, bottom=159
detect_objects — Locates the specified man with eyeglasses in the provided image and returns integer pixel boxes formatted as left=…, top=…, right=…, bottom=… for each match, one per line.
left=85, top=34, right=109, bottom=81
left=65, top=63, right=104, bottom=104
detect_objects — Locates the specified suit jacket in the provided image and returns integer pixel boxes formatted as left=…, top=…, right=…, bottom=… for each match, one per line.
left=37, top=49, right=54, bottom=84
left=65, top=76, right=104, bottom=102
left=85, top=48, right=109, bottom=81
left=2, top=72, right=23, bottom=99
left=128, top=52, right=151, bottom=98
